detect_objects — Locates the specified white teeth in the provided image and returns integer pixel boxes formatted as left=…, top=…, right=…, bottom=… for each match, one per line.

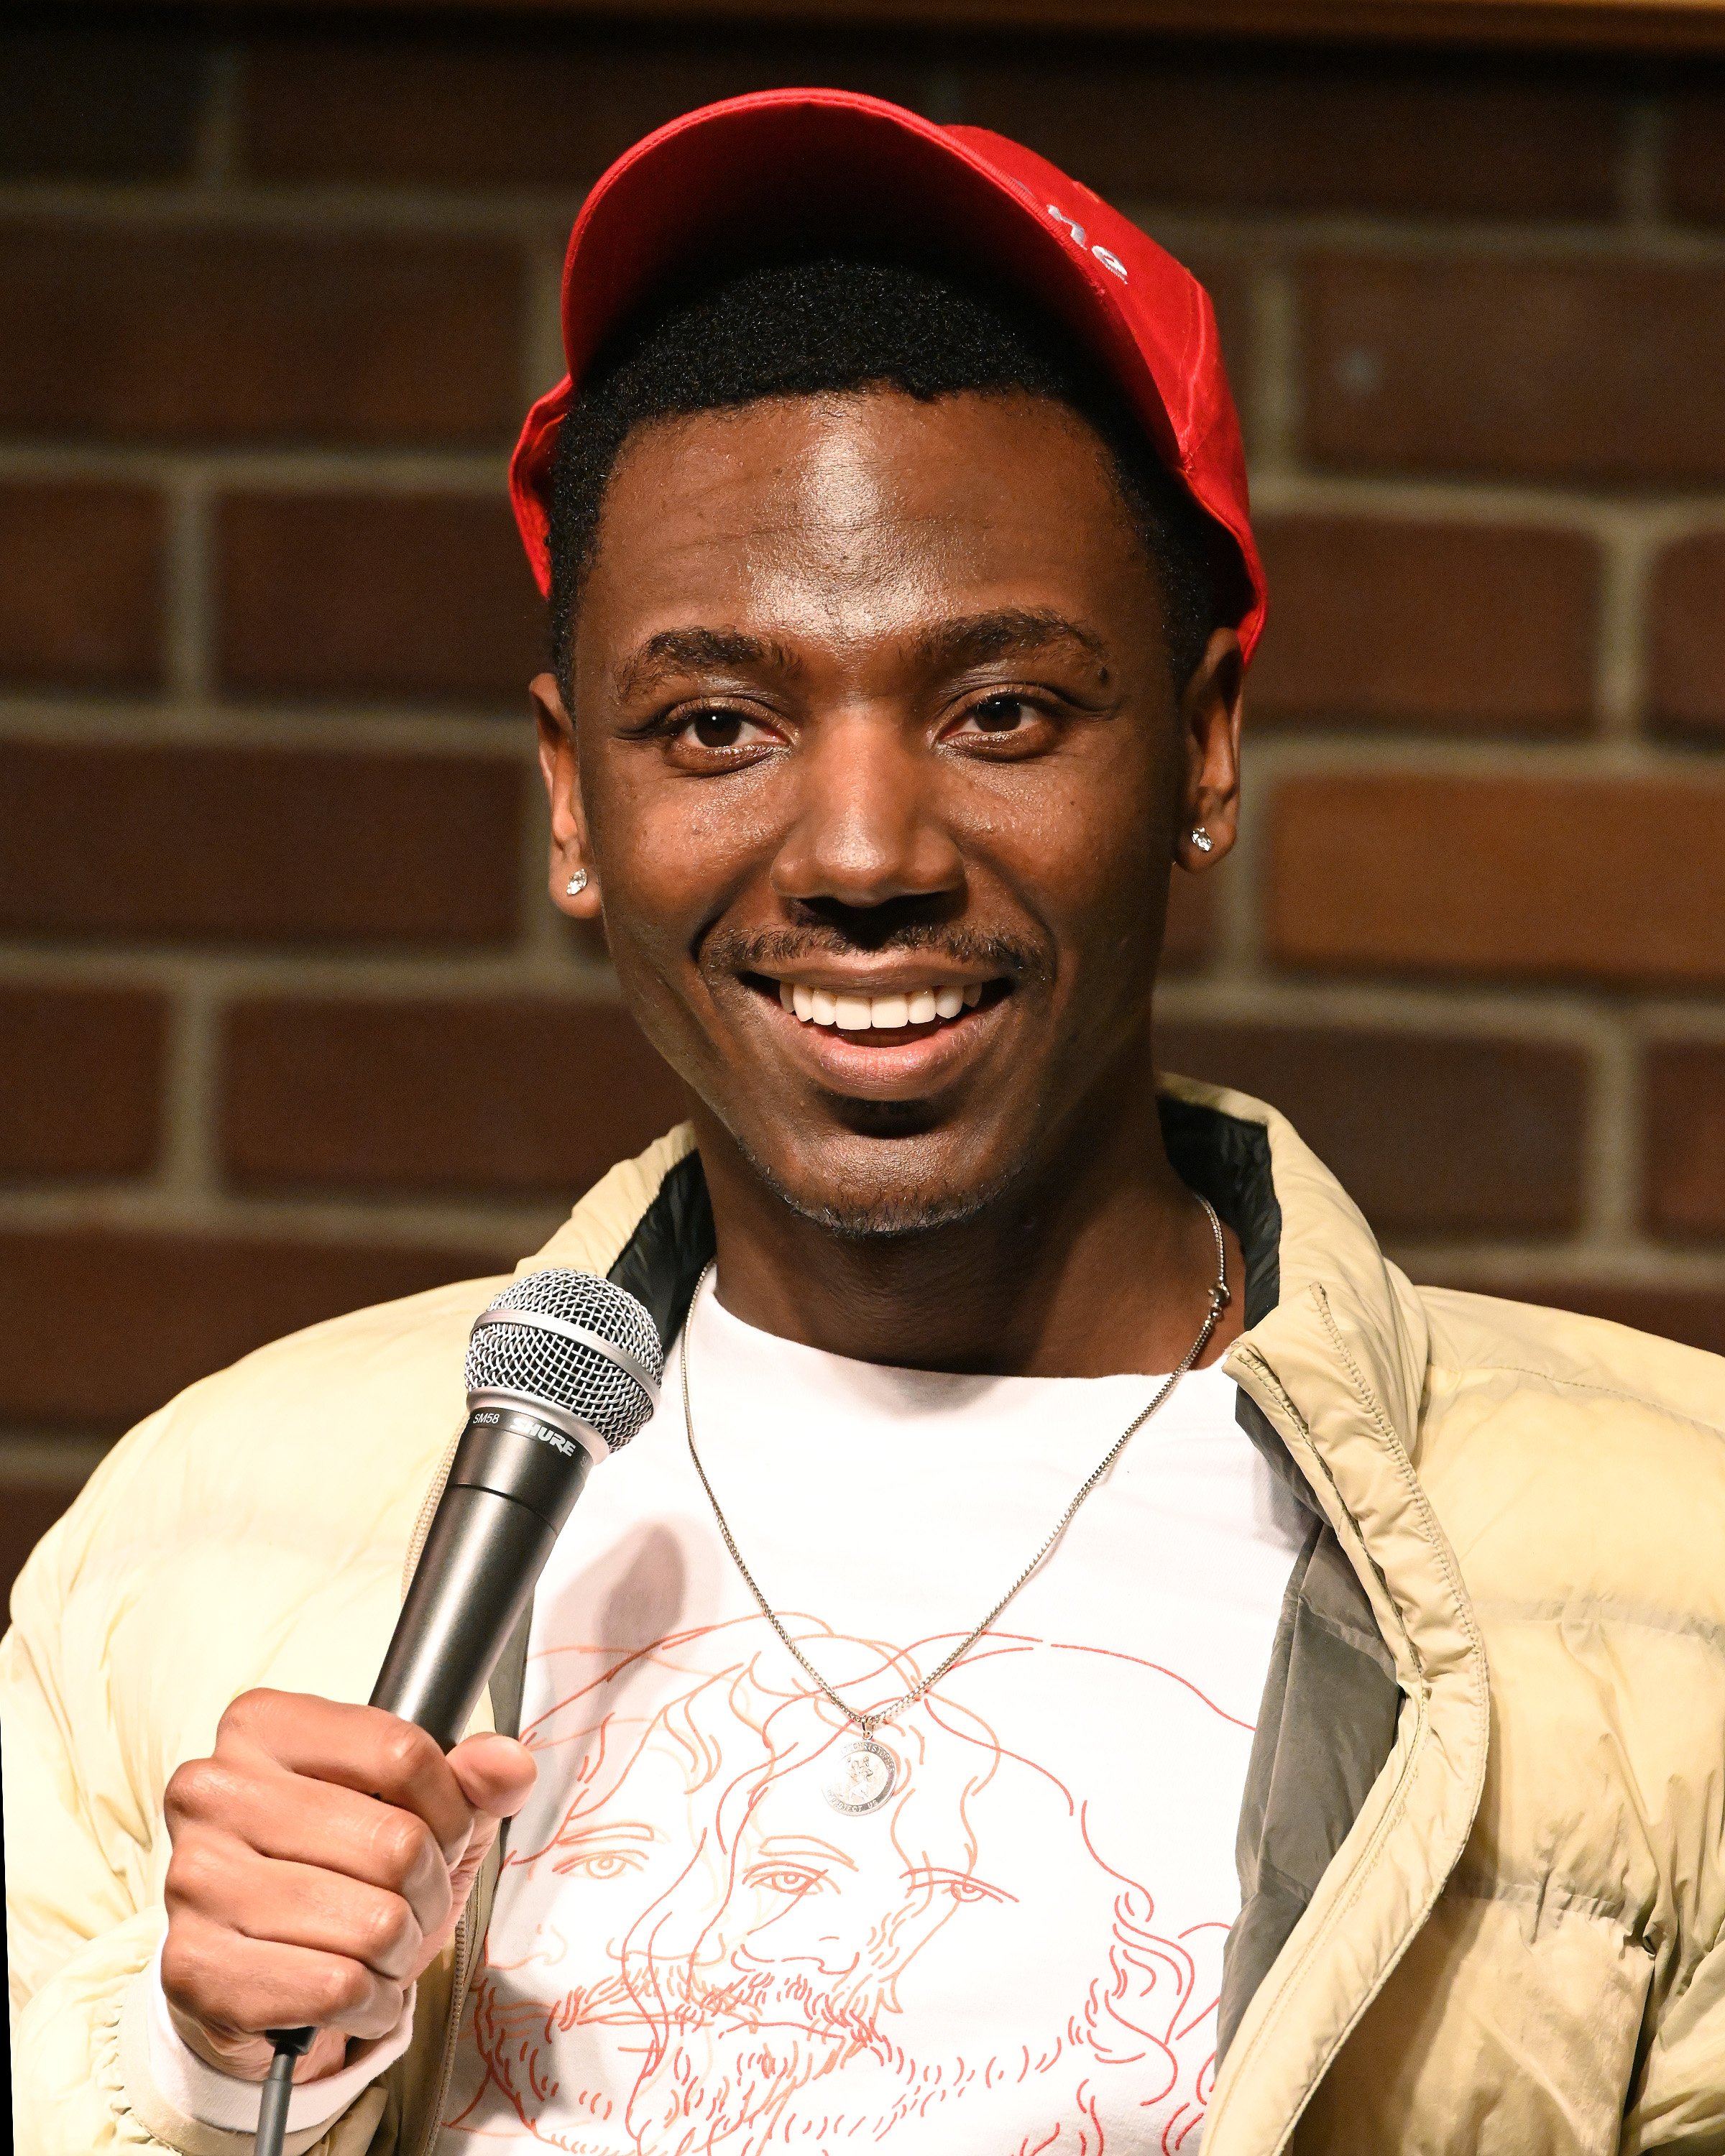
left=777, top=982, right=988, bottom=1030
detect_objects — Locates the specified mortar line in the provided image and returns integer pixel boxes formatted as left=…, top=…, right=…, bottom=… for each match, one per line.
left=162, top=479, right=213, bottom=709
left=1618, top=97, right=1668, bottom=229
left=523, top=233, right=568, bottom=412
left=16, top=178, right=1725, bottom=267
left=0, top=1184, right=569, bottom=1253
left=156, top=978, right=223, bottom=1199
left=1245, top=256, right=1300, bottom=479
left=0, top=1437, right=120, bottom=1486
left=192, top=42, right=244, bottom=191
left=1580, top=1014, right=1644, bottom=1245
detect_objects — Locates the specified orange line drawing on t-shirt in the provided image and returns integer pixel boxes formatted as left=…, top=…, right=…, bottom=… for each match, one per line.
left=443, top=1612, right=1246, bottom=2155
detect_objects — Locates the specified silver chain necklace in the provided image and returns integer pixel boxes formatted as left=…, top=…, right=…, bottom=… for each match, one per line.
left=679, top=1198, right=1231, bottom=1815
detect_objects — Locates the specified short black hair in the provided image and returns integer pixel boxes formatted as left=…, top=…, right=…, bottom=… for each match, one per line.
left=546, top=252, right=1227, bottom=700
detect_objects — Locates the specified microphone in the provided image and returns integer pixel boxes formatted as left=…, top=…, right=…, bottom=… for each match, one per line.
left=369, top=1267, right=664, bottom=1745
left=255, top=1268, right=663, bottom=2156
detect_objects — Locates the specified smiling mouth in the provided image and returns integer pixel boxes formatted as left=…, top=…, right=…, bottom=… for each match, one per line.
left=751, top=976, right=999, bottom=1038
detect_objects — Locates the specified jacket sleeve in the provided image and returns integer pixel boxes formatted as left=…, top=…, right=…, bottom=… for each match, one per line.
left=1, top=1414, right=390, bottom=2156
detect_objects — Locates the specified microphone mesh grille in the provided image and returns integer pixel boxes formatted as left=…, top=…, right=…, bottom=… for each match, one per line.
left=464, top=1270, right=664, bottom=1451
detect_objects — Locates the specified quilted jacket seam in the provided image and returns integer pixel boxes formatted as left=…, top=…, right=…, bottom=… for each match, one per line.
left=1314, top=1286, right=1489, bottom=1688
left=1427, top=1357, right=1725, bottom=1442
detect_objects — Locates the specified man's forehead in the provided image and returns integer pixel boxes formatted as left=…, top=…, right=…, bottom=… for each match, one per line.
left=609, top=607, right=1114, bottom=700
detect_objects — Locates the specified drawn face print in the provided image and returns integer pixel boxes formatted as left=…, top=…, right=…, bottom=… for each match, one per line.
left=445, top=1618, right=1238, bottom=2156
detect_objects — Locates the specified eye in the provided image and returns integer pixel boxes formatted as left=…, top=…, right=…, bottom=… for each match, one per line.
left=689, top=710, right=748, bottom=748
left=944, top=694, right=1058, bottom=755
left=903, top=1866, right=1013, bottom=1906
left=553, top=1848, right=647, bottom=1881
left=748, top=1864, right=826, bottom=1899
left=965, top=695, right=1037, bottom=733
left=666, top=706, right=781, bottom=757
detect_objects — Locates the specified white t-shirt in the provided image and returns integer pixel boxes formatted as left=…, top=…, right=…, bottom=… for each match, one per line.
left=152, top=1275, right=1307, bottom=2154
left=439, top=1276, right=1305, bottom=2155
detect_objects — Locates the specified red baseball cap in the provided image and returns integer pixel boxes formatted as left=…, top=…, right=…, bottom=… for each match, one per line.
left=509, top=88, right=1266, bottom=664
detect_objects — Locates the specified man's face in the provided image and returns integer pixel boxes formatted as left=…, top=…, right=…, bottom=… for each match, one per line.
left=539, top=388, right=1237, bottom=1234
left=466, top=1634, right=1230, bottom=2156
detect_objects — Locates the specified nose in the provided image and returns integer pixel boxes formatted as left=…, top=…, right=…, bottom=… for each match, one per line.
left=770, top=711, right=965, bottom=914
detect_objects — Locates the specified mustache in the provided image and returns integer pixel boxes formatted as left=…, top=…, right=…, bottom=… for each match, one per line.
left=480, top=1963, right=881, bottom=2051
left=701, top=923, right=1046, bottom=980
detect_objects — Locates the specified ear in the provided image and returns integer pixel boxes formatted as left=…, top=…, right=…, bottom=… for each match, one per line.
left=532, top=671, right=604, bottom=921
left=1172, top=627, right=1244, bottom=875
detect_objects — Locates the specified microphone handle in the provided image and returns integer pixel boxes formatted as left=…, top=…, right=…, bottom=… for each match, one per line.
left=259, top=1404, right=597, bottom=2155
left=369, top=1484, right=557, bottom=1748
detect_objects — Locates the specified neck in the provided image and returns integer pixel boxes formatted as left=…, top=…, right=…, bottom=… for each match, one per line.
left=690, top=1069, right=1243, bottom=1380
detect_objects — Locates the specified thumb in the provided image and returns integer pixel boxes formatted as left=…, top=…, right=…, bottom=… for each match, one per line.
left=411, top=1736, right=537, bottom=1980
left=447, top=1731, right=537, bottom=1821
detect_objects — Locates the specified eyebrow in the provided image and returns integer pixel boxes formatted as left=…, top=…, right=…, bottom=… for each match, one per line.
left=612, top=627, right=801, bottom=701
left=553, top=1819, right=662, bottom=1847
left=911, top=608, right=1112, bottom=675
left=755, top=1833, right=858, bottom=1873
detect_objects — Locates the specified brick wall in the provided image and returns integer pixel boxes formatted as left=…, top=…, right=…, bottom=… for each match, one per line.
left=5, top=11, right=1725, bottom=1599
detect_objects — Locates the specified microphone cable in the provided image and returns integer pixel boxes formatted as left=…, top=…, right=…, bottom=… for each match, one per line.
left=254, top=2027, right=313, bottom=2156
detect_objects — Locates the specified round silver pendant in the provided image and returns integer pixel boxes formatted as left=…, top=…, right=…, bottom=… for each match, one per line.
left=823, top=1736, right=898, bottom=1815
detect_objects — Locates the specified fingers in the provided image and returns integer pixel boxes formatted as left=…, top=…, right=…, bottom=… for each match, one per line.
left=162, top=1915, right=408, bottom=2055
left=446, top=1733, right=536, bottom=1821
left=160, top=1691, right=524, bottom=2065
left=167, top=2015, right=350, bottom=2088
left=216, top=1692, right=474, bottom=1856
left=167, top=1835, right=426, bottom=1983
left=166, top=1757, right=451, bottom=1943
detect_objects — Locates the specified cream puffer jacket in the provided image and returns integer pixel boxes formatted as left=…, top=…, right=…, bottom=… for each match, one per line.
left=6, top=1078, right=1725, bottom=2156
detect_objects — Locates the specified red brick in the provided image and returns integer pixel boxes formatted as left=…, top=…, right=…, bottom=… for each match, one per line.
left=1266, top=774, right=1725, bottom=988
left=221, top=996, right=688, bottom=1197
left=0, top=1227, right=508, bottom=1429
left=1159, top=1022, right=1586, bottom=1235
left=0, top=225, right=523, bottom=447
left=1644, top=1042, right=1725, bottom=1239
left=217, top=492, right=545, bottom=706
left=0, top=482, right=165, bottom=691
left=1302, top=254, right=1725, bottom=486
left=1428, top=1276, right=1725, bottom=1362
left=0, top=987, right=167, bottom=1178
left=242, top=29, right=926, bottom=189
left=0, top=27, right=202, bottom=180
left=1250, top=517, right=1598, bottom=736
left=0, top=742, right=523, bottom=945
left=1667, top=93, right=1725, bottom=226
left=961, top=56, right=1617, bottom=220
left=1648, top=533, right=1725, bottom=742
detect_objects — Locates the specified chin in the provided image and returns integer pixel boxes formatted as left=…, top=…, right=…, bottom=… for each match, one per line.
left=737, top=1124, right=1024, bottom=1241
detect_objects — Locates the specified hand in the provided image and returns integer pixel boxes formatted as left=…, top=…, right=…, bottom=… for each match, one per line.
left=161, top=1690, right=535, bottom=2083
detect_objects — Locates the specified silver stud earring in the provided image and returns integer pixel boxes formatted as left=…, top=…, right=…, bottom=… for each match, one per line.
left=565, top=870, right=589, bottom=897
left=1190, top=827, right=1215, bottom=854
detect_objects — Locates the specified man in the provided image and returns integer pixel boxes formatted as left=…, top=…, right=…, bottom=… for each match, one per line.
left=6, top=90, right=1724, bottom=2156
